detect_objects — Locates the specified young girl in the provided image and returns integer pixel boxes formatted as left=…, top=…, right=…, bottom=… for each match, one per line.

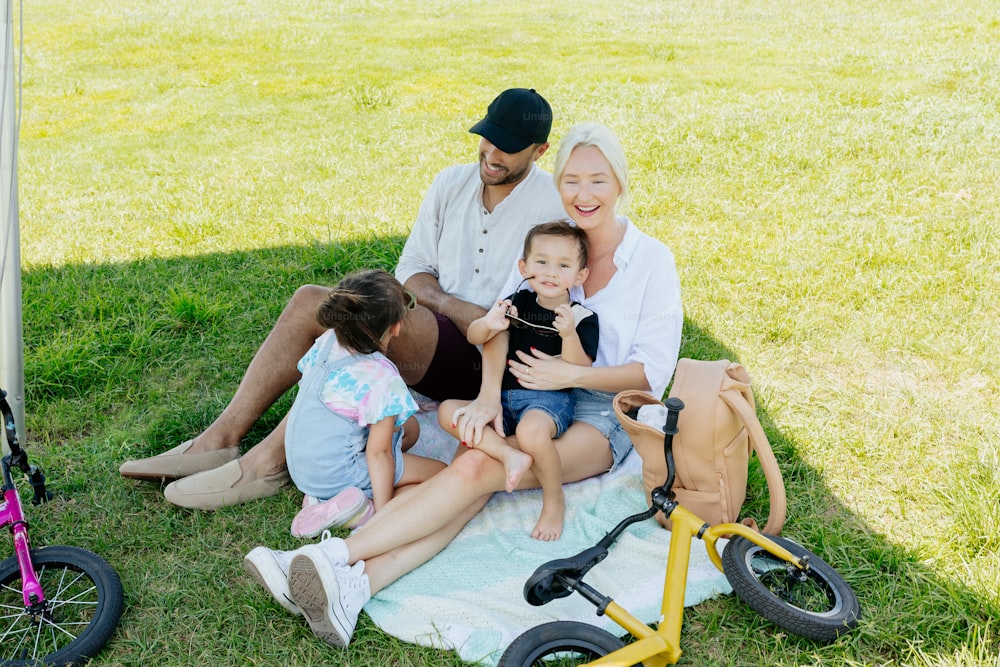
left=284, top=269, right=446, bottom=538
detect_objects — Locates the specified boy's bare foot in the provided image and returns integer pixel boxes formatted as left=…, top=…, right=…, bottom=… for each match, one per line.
left=502, top=450, right=534, bottom=493
left=531, top=492, right=565, bottom=541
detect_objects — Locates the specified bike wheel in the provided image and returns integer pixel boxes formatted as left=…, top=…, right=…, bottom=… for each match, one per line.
left=499, top=621, right=629, bottom=667
left=722, top=535, right=860, bottom=642
left=0, top=545, right=124, bottom=666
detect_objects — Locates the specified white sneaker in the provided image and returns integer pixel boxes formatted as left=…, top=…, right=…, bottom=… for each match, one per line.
left=244, top=545, right=298, bottom=615
left=287, top=554, right=370, bottom=648
left=243, top=532, right=349, bottom=616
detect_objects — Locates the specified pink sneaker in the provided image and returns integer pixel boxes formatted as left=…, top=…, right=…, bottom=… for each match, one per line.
left=344, top=501, right=374, bottom=531
left=291, top=487, right=372, bottom=539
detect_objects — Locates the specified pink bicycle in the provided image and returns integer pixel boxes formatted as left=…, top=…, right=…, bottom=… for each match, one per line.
left=0, top=389, right=123, bottom=665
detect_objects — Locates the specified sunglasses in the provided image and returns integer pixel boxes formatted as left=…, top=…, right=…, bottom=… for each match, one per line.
left=503, top=278, right=562, bottom=337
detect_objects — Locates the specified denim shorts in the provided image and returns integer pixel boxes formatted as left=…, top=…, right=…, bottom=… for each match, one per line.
left=502, top=388, right=575, bottom=439
left=570, top=388, right=634, bottom=471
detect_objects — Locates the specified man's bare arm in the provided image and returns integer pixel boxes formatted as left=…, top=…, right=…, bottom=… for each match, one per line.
left=404, top=273, right=487, bottom=336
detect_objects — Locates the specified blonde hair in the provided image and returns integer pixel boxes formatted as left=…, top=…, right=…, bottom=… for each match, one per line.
left=552, top=122, right=629, bottom=209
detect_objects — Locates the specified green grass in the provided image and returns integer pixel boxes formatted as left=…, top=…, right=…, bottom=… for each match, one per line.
left=8, top=0, right=1000, bottom=664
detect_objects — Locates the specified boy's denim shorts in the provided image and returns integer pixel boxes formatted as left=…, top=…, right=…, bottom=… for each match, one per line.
left=570, top=388, right=634, bottom=471
left=502, top=388, right=575, bottom=439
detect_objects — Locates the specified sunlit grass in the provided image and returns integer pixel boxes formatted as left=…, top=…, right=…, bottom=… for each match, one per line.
left=10, top=0, right=999, bottom=665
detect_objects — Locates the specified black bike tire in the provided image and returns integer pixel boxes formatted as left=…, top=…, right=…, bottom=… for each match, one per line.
left=722, top=535, right=860, bottom=642
left=0, top=545, right=124, bottom=666
left=499, top=621, right=627, bottom=667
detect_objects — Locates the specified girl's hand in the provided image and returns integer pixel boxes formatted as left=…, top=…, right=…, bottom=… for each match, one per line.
left=450, top=396, right=504, bottom=446
left=509, top=348, right=581, bottom=391
left=552, top=303, right=577, bottom=338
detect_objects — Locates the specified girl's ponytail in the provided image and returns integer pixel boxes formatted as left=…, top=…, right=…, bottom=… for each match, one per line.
left=318, top=270, right=408, bottom=354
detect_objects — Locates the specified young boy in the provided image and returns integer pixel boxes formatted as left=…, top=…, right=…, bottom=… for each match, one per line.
left=439, top=220, right=599, bottom=540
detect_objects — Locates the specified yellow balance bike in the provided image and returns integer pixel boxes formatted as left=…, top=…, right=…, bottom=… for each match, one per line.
left=500, top=397, right=860, bottom=666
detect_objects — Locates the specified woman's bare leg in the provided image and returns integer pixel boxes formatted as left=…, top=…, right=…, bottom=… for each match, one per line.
left=347, top=422, right=613, bottom=574
left=439, top=400, right=532, bottom=492
left=270, top=421, right=616, bottom=646
left=362, top=497, right=489, bottom=594
left=346, top=448, right=506, bottom=560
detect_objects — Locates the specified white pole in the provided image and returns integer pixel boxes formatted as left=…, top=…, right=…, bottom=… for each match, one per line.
left=1, top=0, right=24, bottom=447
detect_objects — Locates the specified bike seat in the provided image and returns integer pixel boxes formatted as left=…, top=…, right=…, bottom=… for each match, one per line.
left=523, top=545, right=608, bottom=606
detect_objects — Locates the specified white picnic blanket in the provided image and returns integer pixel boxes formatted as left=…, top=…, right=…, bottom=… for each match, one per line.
left=364, top=409, right=733, bottom=666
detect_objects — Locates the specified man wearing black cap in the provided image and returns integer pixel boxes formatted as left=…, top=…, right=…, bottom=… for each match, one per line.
left=393, top=87, right=563, bottom=402
left=120, top=88, right=567, bottom=510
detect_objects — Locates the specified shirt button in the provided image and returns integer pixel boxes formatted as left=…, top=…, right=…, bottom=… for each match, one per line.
left=482, top=229, right=488, bottom=234
left=478, top=248, right=484, bottom=253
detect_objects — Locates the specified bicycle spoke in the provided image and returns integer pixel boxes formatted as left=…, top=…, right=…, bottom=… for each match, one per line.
left=0, top=550, right=120, bottom=663
left=754, top=555, right=836, bottom=615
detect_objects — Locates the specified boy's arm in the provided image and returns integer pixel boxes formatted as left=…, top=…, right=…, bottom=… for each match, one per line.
left=467, top=298, right=513, bottom=345
left=365, top=416, right=399, bottom=512
left=467, top=317, right=498, bottom=345
left=559, top=334, right=591, bottom=366
left=479, top=332, right=510, bottom=397
left=553, top=303, right=593, bottom=366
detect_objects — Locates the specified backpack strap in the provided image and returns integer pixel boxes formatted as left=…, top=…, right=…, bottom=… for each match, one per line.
left=719, top=382, right=787, bottom=535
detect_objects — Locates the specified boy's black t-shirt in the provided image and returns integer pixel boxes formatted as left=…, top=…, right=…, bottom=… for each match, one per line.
left=501, top=289, right=600, bottom=390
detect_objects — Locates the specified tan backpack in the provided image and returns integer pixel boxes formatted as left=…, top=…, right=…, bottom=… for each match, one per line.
left=613, top=359, right=787, bottom=534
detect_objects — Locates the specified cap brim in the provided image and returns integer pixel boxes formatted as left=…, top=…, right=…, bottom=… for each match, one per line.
left=469, top=119, right=532, bottom=154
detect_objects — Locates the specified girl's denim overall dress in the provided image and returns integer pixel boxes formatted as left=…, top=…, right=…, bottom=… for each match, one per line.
left=285, top=334, right=405, bottom=501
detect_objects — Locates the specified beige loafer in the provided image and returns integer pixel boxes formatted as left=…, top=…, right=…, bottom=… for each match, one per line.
left=119, top=440, right=239, bottom=482
left=164, top=459, right=290, bottom=510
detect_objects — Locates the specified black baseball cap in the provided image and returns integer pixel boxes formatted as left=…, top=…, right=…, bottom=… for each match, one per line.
left=469, top=88, right=553, bottom=154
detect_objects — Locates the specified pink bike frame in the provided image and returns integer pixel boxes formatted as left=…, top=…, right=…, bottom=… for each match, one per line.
left=0, top=468, right=45, bottom=608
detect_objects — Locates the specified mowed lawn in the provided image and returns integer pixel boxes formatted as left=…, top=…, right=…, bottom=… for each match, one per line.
left=9, top=0, right=999, bottom=665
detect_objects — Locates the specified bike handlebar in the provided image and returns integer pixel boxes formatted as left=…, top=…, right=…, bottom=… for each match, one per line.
left=1, top=388, right=52, bottom=504
left=662, top=396, right=683, bottom=436
left=656, top=397, right=684, bottom=498
left=521, top=395, right=687, bottom=608
left=1, top=389, right=19, bottom=454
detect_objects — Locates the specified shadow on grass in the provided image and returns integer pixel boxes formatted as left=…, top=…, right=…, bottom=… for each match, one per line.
left=20, top=237, right=404, bottom=444
left=13, top=240, right=998, bottom=666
